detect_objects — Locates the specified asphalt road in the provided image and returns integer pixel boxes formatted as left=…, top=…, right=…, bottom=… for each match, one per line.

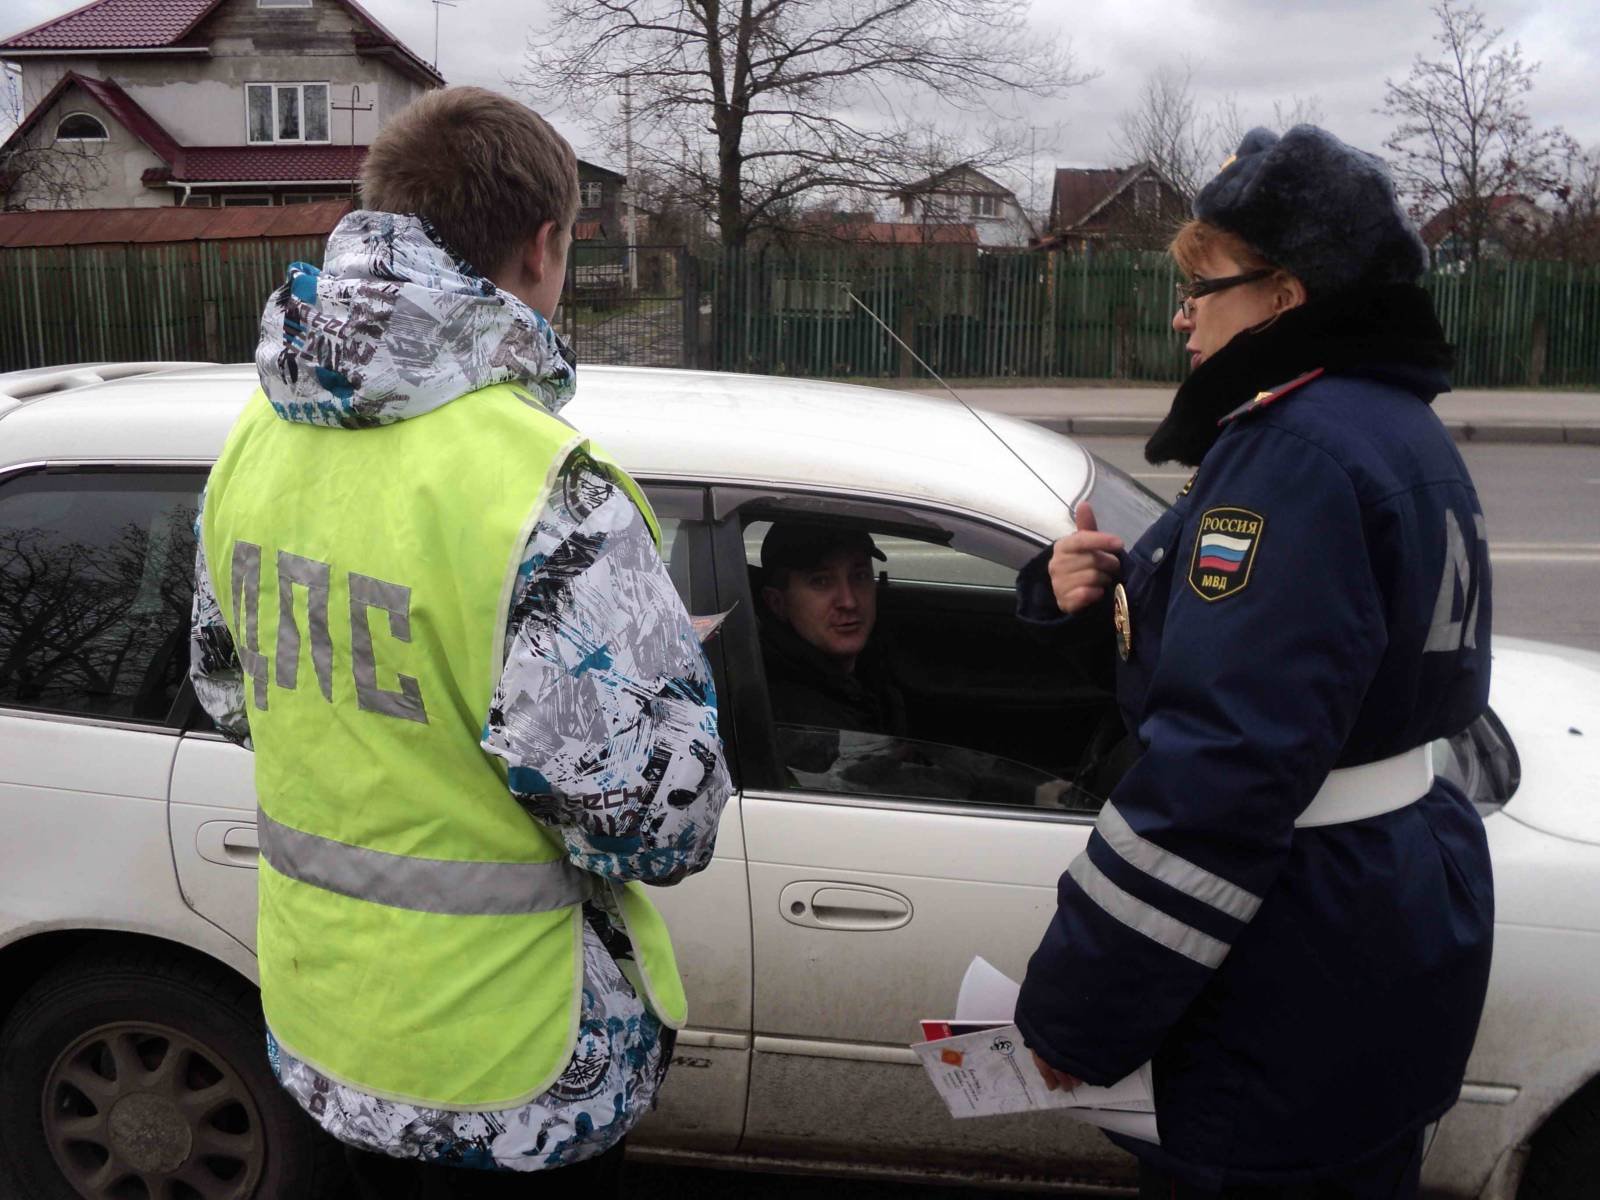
left=1086, top=436, right=1600, bottom=654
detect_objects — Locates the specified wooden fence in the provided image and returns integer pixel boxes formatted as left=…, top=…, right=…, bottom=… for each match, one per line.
left=1, top=237, right=325, bottom=372
left=5, top=237, right=1599, bottom=389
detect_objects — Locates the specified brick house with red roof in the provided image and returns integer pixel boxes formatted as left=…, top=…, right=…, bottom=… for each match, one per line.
left=0, top=0, right=444, bottom=210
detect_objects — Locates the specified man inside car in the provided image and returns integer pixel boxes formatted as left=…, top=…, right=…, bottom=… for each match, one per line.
left=757, top=522, right=906, bottom=743
left=757, top=521, right=1068, bottom=806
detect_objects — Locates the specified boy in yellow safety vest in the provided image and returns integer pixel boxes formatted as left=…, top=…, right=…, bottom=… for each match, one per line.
left=190, top=86, right=731, bottom=1199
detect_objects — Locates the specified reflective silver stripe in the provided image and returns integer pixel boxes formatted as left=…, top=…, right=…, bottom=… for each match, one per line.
left=275, top=551, right=334, bottom=701
left=1095, top=802, right=1262, bottom=923
left=257, top=810, right=592, bottom=915
left=1068, top=852, right=1230, bottom=969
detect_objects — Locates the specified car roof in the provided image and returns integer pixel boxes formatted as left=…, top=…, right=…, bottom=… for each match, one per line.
left=0, top=363, right=1088, bottom=540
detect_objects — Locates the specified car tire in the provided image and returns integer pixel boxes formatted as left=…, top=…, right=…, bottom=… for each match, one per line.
left=1518, top=1076, right=1600, bottom=1200
left=0, top=942, right=342, bottom=1200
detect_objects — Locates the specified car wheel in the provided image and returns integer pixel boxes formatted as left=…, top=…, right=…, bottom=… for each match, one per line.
left=1519, top=1076, right=1600, bottom=1200
left=0, top=943, right=340, bottom=1200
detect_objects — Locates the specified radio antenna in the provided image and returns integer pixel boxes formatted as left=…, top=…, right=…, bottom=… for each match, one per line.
left=840, top=284, right=1072, bottom=510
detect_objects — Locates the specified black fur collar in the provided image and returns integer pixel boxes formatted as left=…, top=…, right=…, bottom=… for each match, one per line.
left=1145, top=283, right=1454, bottom=466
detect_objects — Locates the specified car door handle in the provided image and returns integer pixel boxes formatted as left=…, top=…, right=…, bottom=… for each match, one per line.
left=196, top=821, right=260, bottom=869
left=779, top=882, right=912, bottom=931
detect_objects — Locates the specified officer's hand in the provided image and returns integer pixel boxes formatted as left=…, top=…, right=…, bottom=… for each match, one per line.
left=1032, top=1051, right=1081, bottom=1092
left=1048, top=502, right=1123, bottom=615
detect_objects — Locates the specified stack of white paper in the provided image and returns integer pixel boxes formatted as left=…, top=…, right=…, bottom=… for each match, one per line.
left=911, top=957, right=1159, bottom=1143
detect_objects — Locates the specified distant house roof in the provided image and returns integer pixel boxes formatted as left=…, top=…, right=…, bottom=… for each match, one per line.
left=1418, top=194, right=1549, bottom=247
left=577, top=159, right=625, bottom=183
left=0, top=0, right=218, bottom=50
left=0, top=0, right=444, bottom=86
left=0, top=199, right=351, bottom=247
left=150, top=145, right=368, bottom=185
left=891, top=162, right=1015, bottom=199
left=1050, top=167, right=1131, bottom=229
left=1045, top=163, right=1185, bottom=242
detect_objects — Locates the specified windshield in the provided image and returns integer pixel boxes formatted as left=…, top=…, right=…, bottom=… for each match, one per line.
left=1084, top=453, right=1167, bottom=544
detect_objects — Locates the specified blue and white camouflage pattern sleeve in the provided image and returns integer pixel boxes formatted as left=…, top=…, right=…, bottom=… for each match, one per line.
left=482, top=455, right=730, bottom=885
left=188, top=493, right=253, bottom=748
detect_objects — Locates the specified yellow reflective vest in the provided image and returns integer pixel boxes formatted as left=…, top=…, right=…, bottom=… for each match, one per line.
left=202, top=383, right=687, bottom=1110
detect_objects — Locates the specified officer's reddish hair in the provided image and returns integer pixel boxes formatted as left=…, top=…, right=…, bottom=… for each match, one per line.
left=360, top=86, right=579, bottom=279
left=1168, top=220, right=1278, bottom=278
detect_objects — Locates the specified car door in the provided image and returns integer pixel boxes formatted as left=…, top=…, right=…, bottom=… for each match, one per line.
left=165, top=482, right=754, bottom=1151
left=715, top=486, right=1137, bottom=1187
left=0, top=465, right=214, bottom=956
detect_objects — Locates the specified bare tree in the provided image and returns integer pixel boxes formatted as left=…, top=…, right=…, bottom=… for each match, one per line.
left=1112, top=63, right=1214, bottom=203
left=1212, top=93, right=1325, bottom=162
left=1113, top=66, right=1327, bottom=207
left=518, top=0, right=1091, bottom=247
left=1380, top=0, right=1570, bottom=264
left=1539, top=144, right=1600, bottom=265
left=0, top=124, right=109, bottom=211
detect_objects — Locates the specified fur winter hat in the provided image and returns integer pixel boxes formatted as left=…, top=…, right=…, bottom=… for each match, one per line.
left=1193, top=125, right=1426, bottom=297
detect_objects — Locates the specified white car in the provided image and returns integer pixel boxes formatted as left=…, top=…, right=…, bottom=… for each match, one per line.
left=0, top=362, right=1596, bottom=1200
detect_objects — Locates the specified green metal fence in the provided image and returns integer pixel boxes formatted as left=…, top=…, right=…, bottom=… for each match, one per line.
left=703, top=246, right=1600, bottom=388
left=5, top=238, right=1599, bottom=388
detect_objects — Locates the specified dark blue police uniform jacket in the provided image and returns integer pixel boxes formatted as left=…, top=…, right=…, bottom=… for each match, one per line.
left=1015, top=365, right=1495, bottom=1190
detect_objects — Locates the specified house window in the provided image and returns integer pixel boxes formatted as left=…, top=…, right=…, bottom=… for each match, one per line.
left=258, top=0, right=312, bottom=7
left=969, top=194, right=998, bottom=218
left=1136, top=178, right=1159, bottom=214
left=901, top=197, right=915, bottom=218
left=281, top=193, right=334, bottom=204
left=221, top=194, right=274, bottom=207
left=181, top=194, right=214, bottom=207
left=246, top=82, right=330, bottom=144
left=580, top=181, right=604, bottom=209
left=55, top=112, right=108, bottom=142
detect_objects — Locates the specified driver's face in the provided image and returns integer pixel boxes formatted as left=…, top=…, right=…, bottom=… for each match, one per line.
left=767, top=549, right=877, bottom=665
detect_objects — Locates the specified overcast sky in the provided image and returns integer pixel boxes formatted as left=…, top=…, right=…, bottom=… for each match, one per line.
left=5, top=0, right=1598, bottom=210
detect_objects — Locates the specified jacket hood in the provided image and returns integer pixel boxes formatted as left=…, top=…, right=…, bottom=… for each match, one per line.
left=1146, top=282, right=1453, bottom=467
left=255, top=211, right=575, bottom=429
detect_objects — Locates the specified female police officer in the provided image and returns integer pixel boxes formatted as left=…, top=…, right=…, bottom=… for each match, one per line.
left=1015, top=126, right=1495, bottom=1199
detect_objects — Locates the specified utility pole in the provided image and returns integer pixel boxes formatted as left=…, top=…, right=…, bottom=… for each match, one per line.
left=431, top=0, right=458, bottom=73
left=331, top=85, right=374, bottom=197
left=623, top=74, right=638, bottom=292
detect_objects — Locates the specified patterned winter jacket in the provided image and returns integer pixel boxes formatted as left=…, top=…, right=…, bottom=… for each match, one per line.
left=189, top=211, right=731, bottom=1172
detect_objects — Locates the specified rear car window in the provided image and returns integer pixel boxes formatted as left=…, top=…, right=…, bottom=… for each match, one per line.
left=0, top=471, right=200, bottom=722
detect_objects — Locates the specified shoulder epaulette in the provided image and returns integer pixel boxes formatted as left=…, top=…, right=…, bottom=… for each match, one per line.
left=1217, top=367, right=1326, bottom=427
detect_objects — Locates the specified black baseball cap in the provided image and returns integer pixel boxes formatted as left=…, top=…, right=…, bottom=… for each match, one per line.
left=760, top=522, right=886, bottom=573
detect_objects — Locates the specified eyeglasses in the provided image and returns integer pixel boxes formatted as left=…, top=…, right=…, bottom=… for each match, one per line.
left=1175, top=269, right=1274, bottom=319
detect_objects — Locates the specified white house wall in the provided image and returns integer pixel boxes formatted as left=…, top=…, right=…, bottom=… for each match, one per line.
left=11, top=0, right=428, bottom=150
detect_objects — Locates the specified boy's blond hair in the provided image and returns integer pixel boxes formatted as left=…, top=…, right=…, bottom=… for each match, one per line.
left=361, top=86, right=579, bottom=277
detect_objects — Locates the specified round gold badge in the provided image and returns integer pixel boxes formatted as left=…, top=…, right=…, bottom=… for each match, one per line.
left=1113, top=582, right=1132, bottom=661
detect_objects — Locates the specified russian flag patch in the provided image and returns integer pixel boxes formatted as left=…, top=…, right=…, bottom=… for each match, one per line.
left=1188, top=507, right=1264, bottom=601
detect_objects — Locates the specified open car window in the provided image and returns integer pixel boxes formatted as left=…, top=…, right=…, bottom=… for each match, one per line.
left=731, top=499, right=1121, bottom=818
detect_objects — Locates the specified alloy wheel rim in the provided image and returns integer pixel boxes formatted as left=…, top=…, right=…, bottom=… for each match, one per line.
left=42, top=1020, right=265, bottom=1200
